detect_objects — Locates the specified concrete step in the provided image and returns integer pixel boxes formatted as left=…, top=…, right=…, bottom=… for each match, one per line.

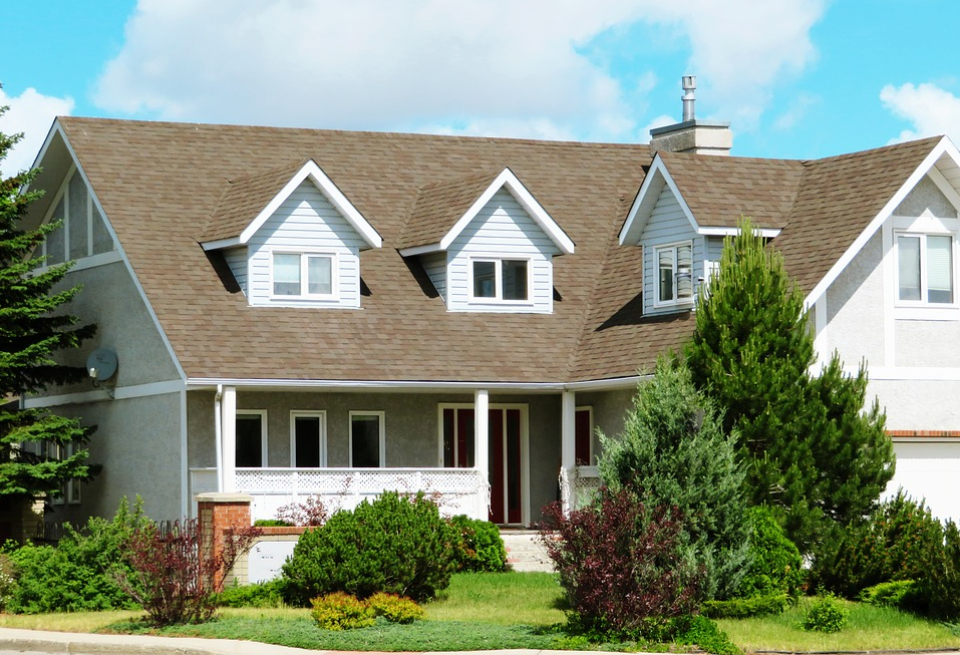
left=500, top=531, right=555, bottom=573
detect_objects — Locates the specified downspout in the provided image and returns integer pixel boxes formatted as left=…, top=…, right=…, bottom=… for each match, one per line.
left=214, top=384, right=223, bottom=492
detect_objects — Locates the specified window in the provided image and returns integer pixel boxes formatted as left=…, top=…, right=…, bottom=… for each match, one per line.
left=46, top=441, right=81, bottom=505
left=350, top=411, right=385, bottom=467
left=897, top=233, right=955, bottom=305
left=655, top=242, right=693, bottom=305
left=290, top=411, right=325, bottom=467
left=470, top=258, right=529, bottom=302
left=39, top=169, right=115, bottom=267
left=272, top=252, right=335, bottom=297
left=236, top=411, right=267, bottom=468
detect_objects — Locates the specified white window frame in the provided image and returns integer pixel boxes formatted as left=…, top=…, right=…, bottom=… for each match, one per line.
left=289, top=410, right=326, bottom=468
left=654, top=241, right=694, bottom=308
left=349, top=410, right=386, bottom=468
left=236, top=409, right=269, bottom=468
left=467, top=255, right=533, bottom=304
left=269, top=249, right=339, bottom=300
left=894, top=229, right=958, bottom=308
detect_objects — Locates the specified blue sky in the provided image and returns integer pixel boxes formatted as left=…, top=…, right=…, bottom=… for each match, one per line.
left=2, top=0, right=959, bottom=176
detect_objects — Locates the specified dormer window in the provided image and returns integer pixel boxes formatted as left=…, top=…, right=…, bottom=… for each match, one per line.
left=272, top=251, right=336, bottom=298
left=470, top=258, right=530, bottom=302
left=656, top=242, right=693, bottom=306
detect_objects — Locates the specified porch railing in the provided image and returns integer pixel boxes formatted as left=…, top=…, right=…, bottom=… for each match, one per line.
left=572, top=465, right=601, bottom=510
left=233, top=467, right=488, bottom=522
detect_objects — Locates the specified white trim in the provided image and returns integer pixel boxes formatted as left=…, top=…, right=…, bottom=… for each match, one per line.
left=620, top=157, right=698, bottom=245
left=653, top=240, right=695, bottom=308
left=233, top=159, right=382, bottom=250
left=201, top=236, right=240, bottom=251
left=467, top=255, right=534, bottom=305
left=186, top=374, right=647, bottom=392
left=848, top=366, right=960, bottom=381
left=882, top=222, right=896, bottom=366
left=697, top=226, right=782, bottom=238
left=55, top=123, right=189, bottom=383
left=926, top=165, right=960, bottom=213
left=34, top=250, right=123, bottom=275
left=236, top=409, right=269, bottom=468
left=179, top=389, right=188, bottom=518
left=400, top=167, right=574, bottom=256
left=892, top=229, right=958, bottom=309
left=24, top=379, right=186, bottom=408
left=290, top=410, right=327, bottom=467
left=349, top=410, right=386, bottom=467
left=814, top=295, right=827, bottom=370
left=268, top=249, right=339, bottom=300
left=805, top=136, right=957, bottom=308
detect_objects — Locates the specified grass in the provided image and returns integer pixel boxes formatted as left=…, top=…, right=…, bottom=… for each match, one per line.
left=0, top=609, right=142, bottom=632
left=426, top=571, right=566, bottom=625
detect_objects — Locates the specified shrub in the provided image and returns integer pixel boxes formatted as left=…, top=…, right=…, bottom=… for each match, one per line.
left=540, top=486, right=702, bottom=638
left=803, top=594, right=848, bottom=633
left=449, top=515, right=508, bottom=572
left=673, top=615, right=742, bottom=655
left=6, top=497, right=152, bottom=613
left=281, top=491, right=459, bottom=605
left=858, top=580, right=917, bottom=609
left=253, top=519, right=293, bottom=527
left=701, top=593, right=789, bottom=619
left=310, top=592, right=376, bottom=630
left=0, top=553, right=14, bottom=612
left=598, top=357, right=751, bottom=600
left=367, top=592, right=424, bottom=623
left=217, top=579, right=286, bottom=608
left=113, top=519, right=261, bottom=626
left=276, top=495, right=329, bottom=527
left=913, top=519, right=960, bottom=621
left=736, top=506, right=804, bottom=599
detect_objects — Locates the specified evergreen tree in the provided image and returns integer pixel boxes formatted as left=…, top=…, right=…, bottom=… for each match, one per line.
left=685, top=218, right=894, bottom=551
left=0, top=95, right=98, bottom=502
left=598, top=356, right=751, bottom=601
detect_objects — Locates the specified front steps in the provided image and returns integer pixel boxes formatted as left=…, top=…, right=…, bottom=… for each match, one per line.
left=501, top=530, right=554, bottom=573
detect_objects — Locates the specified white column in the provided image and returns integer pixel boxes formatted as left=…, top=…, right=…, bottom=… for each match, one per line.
left=474, top=389, right=490, bottom=521
left=221, top=386, right=237, bottom=493
left=561, top=390, right=577, bottom=514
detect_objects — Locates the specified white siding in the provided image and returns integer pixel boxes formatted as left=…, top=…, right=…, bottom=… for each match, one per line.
left=247, top=181, right=364, bottom=308
left=224, top=248, right=248, bottom=296
left=421, top=252, right=447, bottom=302
left=640, top=185, right=703, bottom=316
left=446, top=189, right=559, bottom=313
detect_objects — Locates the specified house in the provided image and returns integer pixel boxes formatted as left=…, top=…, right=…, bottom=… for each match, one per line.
left=22, top=86, right=960, bottom=528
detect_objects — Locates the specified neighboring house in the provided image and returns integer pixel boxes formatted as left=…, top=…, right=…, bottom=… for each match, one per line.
left=22, top=93, right=960, bottom=527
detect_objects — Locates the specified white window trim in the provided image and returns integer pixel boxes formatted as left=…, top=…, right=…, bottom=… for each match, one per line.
left=236, top=409, right=269, bottom=468
left=348, top=410, right=386, bottom=468
left=893, top=228, right=959, bottom=309
left=466, top=255, right=534, bottom=304
left=289, top=410, right=326, bottom=468
left=269, top=249, right=340, bottom=300
left=653, top=240, right=695, bottom=308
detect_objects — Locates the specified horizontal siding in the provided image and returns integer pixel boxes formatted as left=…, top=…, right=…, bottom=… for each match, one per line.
left=248, top=181, right=363, bottom=308
left=641, top=185, right=703, bottom=317
left=421, top=252, right=447, bottom=302
left=224, top=248, right=248, bottom=295
left=447, top=189, right=557, bottom=313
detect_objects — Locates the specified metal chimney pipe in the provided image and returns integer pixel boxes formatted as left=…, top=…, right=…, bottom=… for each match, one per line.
left=681, top=75, right=696, bottom=122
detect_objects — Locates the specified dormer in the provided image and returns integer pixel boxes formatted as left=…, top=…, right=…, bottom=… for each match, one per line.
left=201, top=159, right=381, bottom=309
left=398, top=168, right=574, bottom=314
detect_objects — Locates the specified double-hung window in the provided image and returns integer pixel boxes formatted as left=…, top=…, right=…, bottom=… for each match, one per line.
left=272, top=252, right=335, bottom=298
left=470, top=258, right=529, bottom=302
left=897, top=232, right=955, bottom=305
left=655, top=242, right=693, bottom=306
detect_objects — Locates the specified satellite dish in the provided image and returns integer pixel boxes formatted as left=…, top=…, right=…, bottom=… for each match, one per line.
left=86, top=349, right=118, bottom=381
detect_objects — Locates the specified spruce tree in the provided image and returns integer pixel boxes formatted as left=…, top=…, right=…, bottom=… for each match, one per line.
left=0, top=95, right=98, bottom=503
left=598, top=356, right=751, bottom=601
left=685, top=218, right=894, bottom=551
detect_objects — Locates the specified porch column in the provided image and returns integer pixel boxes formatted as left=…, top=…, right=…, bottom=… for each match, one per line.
left=561, top=390, right=576, bottom=514
left=221, top=386, right=237, bottom=493
left=474, top=389, right=490, bottom=520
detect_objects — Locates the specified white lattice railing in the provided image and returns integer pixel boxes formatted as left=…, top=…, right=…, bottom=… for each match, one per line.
left=234, top=467, right=488, bottom=522
left=573, top=466, right=601, bottom=510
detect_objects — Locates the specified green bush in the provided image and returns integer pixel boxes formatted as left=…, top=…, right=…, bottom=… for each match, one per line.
left=735, top=507, right=804, bottom=599
left=913, top=520, right=960, bottom=621
left=701, top=593, right=789, bottom=619
left=281, top=491, right=458, bottom=605
left=0, top=553, right=14, bottom=612
left=217, top=579, right=286, bottom=608
left=673, top=615, right=741, bottom=655
left=7, top=497, right=152, bottom=613
left=803, top=594, right=848, bottom=633
left=310, top=592, right=376, bottom=630
left=253, top=519, right=293, bottom=527
left=367, top=592, right=424, bottom=623
left=449, top=515, right=508, bottom=572
left=859, top=580, right=917, bottom=609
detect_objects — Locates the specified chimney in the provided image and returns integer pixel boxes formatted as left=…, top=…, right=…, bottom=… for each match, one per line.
left=649, top=76, right=732, bottom=157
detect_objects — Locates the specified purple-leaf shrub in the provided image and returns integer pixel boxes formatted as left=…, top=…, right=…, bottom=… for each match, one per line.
left=276, top=495, right=330, bottom=527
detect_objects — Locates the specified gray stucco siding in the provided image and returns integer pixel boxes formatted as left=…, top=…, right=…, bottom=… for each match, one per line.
left=896, top=176, right=958, bottom=218
left=576, top=387, right=635, bottom=463
left=825, top=231, right=885, bottom=366
left=640, top=185, right=702, bottom=317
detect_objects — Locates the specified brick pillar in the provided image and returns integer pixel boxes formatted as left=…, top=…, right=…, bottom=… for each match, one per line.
left=196, top=492, right=252, bottom=590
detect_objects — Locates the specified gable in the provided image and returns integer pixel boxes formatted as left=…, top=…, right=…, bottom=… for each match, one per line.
left=895, top=175, right=959, bottom=218
left=38, top=165, right=117, bottom=269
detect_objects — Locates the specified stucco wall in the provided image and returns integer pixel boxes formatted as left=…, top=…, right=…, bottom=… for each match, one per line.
left=895, top=321, right=960, bottom=367
left=868, top=379, right=960, bottom=431
left=577, top=387, right=635, bottom=461
left=825, top=231, right=885, bottom=366
left=886, top=441, right=960, bottom=522
left=895, top=176, right=958, bottom=218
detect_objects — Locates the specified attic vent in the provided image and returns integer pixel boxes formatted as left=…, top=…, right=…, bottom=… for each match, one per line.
left=649, top=75, right=733, bottom=157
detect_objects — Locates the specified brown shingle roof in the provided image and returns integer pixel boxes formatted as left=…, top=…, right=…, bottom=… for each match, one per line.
left=397, top=169, right=501, bottom=250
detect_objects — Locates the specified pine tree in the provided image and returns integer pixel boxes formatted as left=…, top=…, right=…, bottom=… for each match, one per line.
left=0, top=95, right=98, bottom=502
left=598, top=356, right=751, bottom=600
left=685, top=218, right=894, bottom=551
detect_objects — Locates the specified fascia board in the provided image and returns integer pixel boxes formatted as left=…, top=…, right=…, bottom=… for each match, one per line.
left=185, top=374, right=645, bottom=392
left=619, top=157, right=700, bottom=245
left=201, top=237, right=241, bottom=251
left=237, top=159, right=382, bottom=249
left=697, top=226, right=782, bottom=238
left=20, top=119, right=63, bottom=195
left=804, top=137, right=953, bottom=309
left=398, top=243, right=440, bottom=257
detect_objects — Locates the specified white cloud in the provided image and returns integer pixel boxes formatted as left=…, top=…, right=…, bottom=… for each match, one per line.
left=94, top=0, right=825, bottom=141
left=0, top=87, right=74, bottom=178
left=881, top=82, right=960, bottom=145
left=638, top=114, right=674, bottom=142
left=772, top=93, right=820, bottom=131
